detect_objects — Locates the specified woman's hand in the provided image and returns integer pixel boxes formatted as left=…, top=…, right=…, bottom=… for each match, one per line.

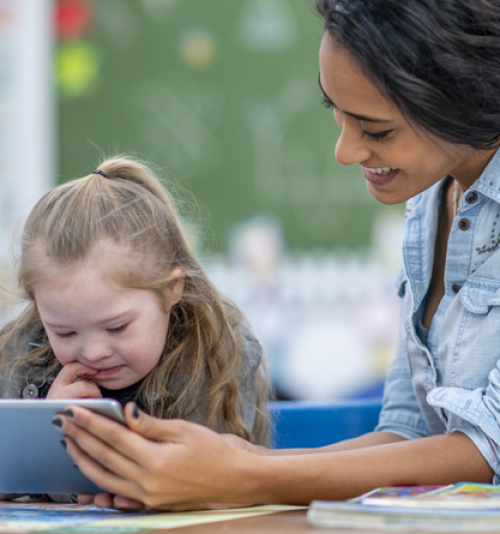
left=220, top=433, right=273, bottom=456
left=47, top=362, right=102, bottom=399
left=54, top=403, right=260, bottom=509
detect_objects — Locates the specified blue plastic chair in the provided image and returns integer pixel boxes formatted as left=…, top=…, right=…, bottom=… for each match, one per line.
left=268, top=398, right=383, bottom=449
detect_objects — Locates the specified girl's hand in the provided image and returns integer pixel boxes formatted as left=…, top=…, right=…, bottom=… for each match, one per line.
left=78, top=492, right=247, bottom=511
left=78, top=492, right=146, bottom=510
left=47, top=362, right=102, bottom=399
left=54, top=403, right=259, bottom=509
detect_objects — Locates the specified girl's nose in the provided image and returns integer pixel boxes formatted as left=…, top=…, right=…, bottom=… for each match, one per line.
left=335, top=123, right=371, bottom=167
left=79, top=340, right=113, bottom=363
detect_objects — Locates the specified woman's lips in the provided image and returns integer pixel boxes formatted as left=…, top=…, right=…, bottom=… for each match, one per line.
left=362, top=166, right=400, bottom=186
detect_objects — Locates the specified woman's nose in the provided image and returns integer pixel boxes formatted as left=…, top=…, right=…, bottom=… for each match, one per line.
left=335, top=123, right=371, bottom=167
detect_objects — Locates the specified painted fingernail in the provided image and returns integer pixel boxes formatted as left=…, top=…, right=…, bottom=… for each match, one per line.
left=62, top=409, right=74, bottom=419
left=73, top=463, right=79, bottom=470
left=52, top=417, right=63, bottom=428
left=60, top=439, right=67, bottom=450
left=132, top=403, right=140, bottom=419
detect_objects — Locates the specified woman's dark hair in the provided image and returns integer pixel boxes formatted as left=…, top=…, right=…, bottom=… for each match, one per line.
left=316, top=0, right=500, bottom=149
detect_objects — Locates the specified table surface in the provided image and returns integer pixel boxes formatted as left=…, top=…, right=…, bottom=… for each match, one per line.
left=141, top=509, right=448, bottom=534
left=155, top=510, right=311, bottom=534
left=0, top=506, right=494, bottom=534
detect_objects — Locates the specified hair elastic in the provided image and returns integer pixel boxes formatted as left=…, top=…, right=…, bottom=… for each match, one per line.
left=91, top=169, right=107, bottom=178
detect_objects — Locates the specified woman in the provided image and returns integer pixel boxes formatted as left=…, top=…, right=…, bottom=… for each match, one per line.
left=53, top=0, right=500, bottom=508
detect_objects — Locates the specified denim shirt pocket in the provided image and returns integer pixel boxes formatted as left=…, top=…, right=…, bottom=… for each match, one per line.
left=461, top=281, right=500, bottom=314
left=455, top=279, right=500, bottom=390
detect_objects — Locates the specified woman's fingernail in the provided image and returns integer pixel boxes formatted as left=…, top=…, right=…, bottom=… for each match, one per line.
left=73, top=463, right=79, bottom=469
left=62, top=409, right=74, bottom=419
left=132, top=403, right=140, bottom=419
left=60, top=439, right=67, bottom=450
left=52, top=417, right=63, bottom=428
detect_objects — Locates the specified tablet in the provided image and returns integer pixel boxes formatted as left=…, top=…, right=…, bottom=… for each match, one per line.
left=0, top=398, right=125, bottom=494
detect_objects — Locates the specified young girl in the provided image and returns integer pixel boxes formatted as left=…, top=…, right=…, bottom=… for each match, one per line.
left=52, top=0, right=500, bottom=509
left=0, top=156, right=269, bottom=500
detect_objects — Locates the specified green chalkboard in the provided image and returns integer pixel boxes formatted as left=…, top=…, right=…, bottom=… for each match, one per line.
left=57, top=0, right=393, bottom=253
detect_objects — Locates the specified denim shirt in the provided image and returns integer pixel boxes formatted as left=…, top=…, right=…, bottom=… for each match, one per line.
left=376, top=148, right=500, bottom=484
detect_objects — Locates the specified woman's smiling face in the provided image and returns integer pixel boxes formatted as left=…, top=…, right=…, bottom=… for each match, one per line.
left=319, top=33, right=494, bottom=203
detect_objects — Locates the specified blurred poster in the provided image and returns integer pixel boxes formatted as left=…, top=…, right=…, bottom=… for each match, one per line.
left=0, top=0, right=53, bottom=259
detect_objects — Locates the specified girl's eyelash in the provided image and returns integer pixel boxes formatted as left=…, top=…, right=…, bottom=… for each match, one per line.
left=56, top=332, right=75, bottom=338
left=361, top=129, right=393, bottom=141
left=108, top=324, right=128, bottom=333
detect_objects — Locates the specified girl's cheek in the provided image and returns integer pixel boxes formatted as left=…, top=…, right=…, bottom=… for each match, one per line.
left=49, top=342, right=73, bottom=366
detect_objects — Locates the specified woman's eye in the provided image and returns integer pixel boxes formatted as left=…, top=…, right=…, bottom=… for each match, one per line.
left=361, top=129, right=393, bottom=141
left=56, top=332, right=75, bottom=338
left=108, top=324, right=128, bottom=333
left=321, top=96, right=334, bottom=109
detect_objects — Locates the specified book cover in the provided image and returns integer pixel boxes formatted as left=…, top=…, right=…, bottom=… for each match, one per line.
left=362, top=483, right=500, bottom=509
left=308, top=484, right=500, bottom=531
left=308, top=499, right=500, bottom=532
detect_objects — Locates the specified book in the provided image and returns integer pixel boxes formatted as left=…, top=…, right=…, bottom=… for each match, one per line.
left=308, top=483, right=500, bottom=532
left=352, top=485, right=445, bottom=502
left=361, top=483, right=500, bottom=509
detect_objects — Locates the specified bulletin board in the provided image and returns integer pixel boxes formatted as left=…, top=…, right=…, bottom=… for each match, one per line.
left=57, top=0, right=389, bottom=253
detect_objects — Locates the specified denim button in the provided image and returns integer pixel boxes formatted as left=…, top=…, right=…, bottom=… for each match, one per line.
left=466, top=193, right=477, bottom=204
left=459, top=218, right=470, bottom=230
left=452, top=284, right=461, bottom=294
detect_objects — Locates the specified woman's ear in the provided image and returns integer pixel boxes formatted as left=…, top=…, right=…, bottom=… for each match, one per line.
left=168, top=267, right=185, bottom=307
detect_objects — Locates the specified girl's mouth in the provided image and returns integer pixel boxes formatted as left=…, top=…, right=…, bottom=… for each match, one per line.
left=94, top=365, right=124, bottom=378
left=362, top=166, right=400, bottom=186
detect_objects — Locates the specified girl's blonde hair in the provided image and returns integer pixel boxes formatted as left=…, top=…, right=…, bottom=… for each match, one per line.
left=0, top=156, right=269, bottom=444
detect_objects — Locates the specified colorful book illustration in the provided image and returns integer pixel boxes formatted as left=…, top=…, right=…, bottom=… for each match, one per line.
left=361, top=483, right=500, bottom=509
left=352, top=485, right=445, bottom=502
left=308, top=483, right=500, bottom=532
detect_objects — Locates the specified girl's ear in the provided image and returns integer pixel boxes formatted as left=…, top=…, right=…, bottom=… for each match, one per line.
left=168, top=267, right=185, bottom=307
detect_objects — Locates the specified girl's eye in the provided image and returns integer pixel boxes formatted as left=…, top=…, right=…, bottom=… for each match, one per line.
left=361, top=129, right=393, bottom=142
left=108, top=324, right=128, bottom=333
left=56, top=332, right=76, bottom=338
left=321, top=95, right=334, bottom=109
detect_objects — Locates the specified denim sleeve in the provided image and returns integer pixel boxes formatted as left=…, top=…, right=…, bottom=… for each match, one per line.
left=427, top=366, right=500, bottom=484
left=375, top=271, right=432, bottom=440
left=375, top=333, right=432, bottom=439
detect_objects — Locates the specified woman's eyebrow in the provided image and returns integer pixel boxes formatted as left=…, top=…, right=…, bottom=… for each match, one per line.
left=318, top=74, right=392, bottom=124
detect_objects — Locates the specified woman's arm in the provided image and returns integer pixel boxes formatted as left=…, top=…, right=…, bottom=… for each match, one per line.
left=222, top=430, right=406, bottom=456
left=55, top=404, right=493, bottom=508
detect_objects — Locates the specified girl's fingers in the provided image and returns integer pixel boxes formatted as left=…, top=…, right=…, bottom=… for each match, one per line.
left=48, top=381, right=102, bottom=400
left=78, top=493, right=96, bottom=505
left=112, top=495, right=146, bottom=511
left=63, top=435, right=142, bottom=500
left=93, top=493, right=115, bottom=509
left=57, top=362, right=99, bottom=383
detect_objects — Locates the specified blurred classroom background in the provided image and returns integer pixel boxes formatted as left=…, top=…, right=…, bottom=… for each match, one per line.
left=0, top=0, right=404, bottom=401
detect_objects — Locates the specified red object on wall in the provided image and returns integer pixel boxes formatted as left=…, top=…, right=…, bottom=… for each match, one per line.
left=56, top=0, right=92, bottom=41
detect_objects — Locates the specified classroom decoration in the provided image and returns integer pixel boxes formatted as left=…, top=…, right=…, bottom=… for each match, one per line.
left=56, top=0, right=101, bottom=99
left=58, top=0, right=392, bottom=252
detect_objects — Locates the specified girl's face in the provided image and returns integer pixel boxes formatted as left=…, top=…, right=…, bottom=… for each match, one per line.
left=319, top=34, right=496, bottom=203
left=35, top=253, right=183, bottom=390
